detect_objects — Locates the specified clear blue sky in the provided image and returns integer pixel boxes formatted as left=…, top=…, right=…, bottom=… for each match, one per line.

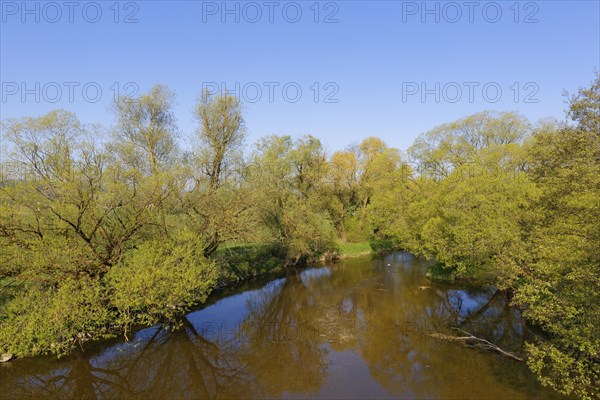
left=1, top=0, right=599, bottom=153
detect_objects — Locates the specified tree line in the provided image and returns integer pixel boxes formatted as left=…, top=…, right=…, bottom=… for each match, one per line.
left=1, top=76, right=598, bottom=398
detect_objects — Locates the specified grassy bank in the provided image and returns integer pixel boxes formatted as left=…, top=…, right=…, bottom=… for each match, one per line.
left=337, top=242, right=373, bottom=258
left=0, top=240, right=395, bottom=362
left=337, top=239, right=397, bottom=258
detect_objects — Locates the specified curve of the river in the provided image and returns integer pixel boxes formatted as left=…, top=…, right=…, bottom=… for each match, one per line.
left=0, top=252, right=567, bottom=399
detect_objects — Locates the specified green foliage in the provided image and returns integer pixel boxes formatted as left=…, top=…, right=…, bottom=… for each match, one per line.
left=525, top=341, right=599, bottom=400
left=425, top=263, right=456, bottom=283
left=182, top=91, right=252, bottom=256
left=342, top=214, right=371, bottom=242
left=418, top=171, right=538, bottom=282
left=398, top=78, right=599, bottom=398
left=402, top=111, right=537, bottom=284
left=0, top=277, right=111, bottom=357
left=369, top=239, right=396, bottom=253
left=0, top=87, right=241, bottom=357
left=106, top=230, right=220, bottom=329
left=566, top=72, right=600, bottom=133
left=1, top=77, right=598, bottom=400
left=212, top=243, right=284, bottom=280
left=250, top=135, right=338, bottom=264
left=280, top=202, right=338, bottom=262
left=111, top=84, right=178, bottom=175
left=408, top=110, right=531, bottom=178
left=511, top=77, right=600, bottom=399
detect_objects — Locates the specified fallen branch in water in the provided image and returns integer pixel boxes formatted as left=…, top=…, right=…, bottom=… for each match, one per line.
left=426, top=327, right=523, bottom=362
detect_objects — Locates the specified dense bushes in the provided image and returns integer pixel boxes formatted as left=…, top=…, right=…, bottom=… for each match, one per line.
left=106, top=231, right=220, bottom=331
left=0, top=233, right=219, bottom=357
left=0, top=277, right=111, bottom=357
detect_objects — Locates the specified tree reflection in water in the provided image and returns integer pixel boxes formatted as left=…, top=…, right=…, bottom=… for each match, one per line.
left=0, top=252, right=565, bottom=399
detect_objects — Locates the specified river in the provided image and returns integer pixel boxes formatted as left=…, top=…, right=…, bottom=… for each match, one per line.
left=0, top=252, right=566, bottom=399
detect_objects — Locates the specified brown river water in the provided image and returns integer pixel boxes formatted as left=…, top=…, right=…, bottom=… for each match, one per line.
left=0, top=252, right=566, bottom=399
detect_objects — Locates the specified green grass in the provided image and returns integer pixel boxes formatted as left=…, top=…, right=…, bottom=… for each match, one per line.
left=337, top=239, right=398, bottom=258
left=337, top=241, right=374, bottom=258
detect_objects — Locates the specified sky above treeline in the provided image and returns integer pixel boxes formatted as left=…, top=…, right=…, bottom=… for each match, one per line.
left=1, top=0, right=599, bottom=152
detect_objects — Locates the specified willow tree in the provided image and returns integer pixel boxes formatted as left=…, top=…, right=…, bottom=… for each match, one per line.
left=112, top=84, right=178, bottom=176
left=111, top=84, right=180, bottom=238
left=250, top=135, right=337, bottom=265
left=330, top=150, right=360, bottom=239
left=516, top=75, right=600, bottom=400
left=181, top=91, right=252, bottom=256
left=0, top=110, right=154, bottom=276
left=408, top=111, right=531, bottom=178
left=403, top=111, right=536, bottom=280
left=329, top=137, right=394, bottom=242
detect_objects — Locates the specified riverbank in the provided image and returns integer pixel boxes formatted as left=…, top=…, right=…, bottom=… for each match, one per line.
left=423, top=262, right=505, bottom=288
left=212, top=239, right=397, bottom=282
left=0, top=240, right=393, bottom=363
left=0, top=251, right=565, bottom=400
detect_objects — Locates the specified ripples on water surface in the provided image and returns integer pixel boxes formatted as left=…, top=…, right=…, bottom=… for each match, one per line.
left=0, top=252, right=567, bottom=399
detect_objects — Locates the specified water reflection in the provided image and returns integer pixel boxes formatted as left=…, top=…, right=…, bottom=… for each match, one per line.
left=0, top=253, right=565, bottom=399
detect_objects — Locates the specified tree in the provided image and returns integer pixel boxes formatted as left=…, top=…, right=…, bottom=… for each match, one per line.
left=1, top=110, right=155, bottom=276
left=408, top=111, right=531, bottom=178
left=250, top=135, right=337, bottom=264
left=331, top=137, right=403, bottom=242
left=194, top=90, right=245, bottom=190
left=566, top=72, right=600, bottom=133
left=111, top=84, right=178, bottom=176
left=111, top=84, right=180, bottom=238
left=330, top=150, right=360, bottom=239
left=180, top=91, right=251, bottom=256
left=514, top=75, right=600, bottom=399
